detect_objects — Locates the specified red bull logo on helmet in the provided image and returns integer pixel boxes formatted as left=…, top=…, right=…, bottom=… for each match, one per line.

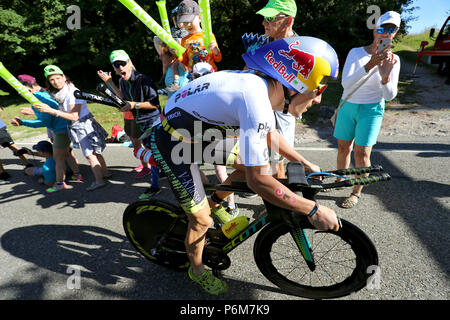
left=278, top=40, right=315, bottom=80
left=264, top=50, right=297, bottom=83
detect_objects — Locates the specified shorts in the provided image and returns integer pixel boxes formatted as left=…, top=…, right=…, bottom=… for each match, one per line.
left=124, top=119, right=142, bottom=139
left=0, top=127, right=14, bottom=148
left=272, top=110, right=296, bottom=162
left=333, top=100, right=385, bottom=147
left=124, top=112, right=159, bottom=141
left=52, top=132, right=71, bottom=149
left=150, top=124, right=239, bottom=214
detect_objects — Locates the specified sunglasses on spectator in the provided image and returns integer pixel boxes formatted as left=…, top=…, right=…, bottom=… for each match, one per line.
left=113, top=61, right=128, bottom=68
left=264, top=14, right=289, bottom=23
left=376, top=26, right=398, bottom=34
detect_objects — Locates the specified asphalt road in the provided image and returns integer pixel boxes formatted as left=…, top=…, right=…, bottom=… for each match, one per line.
left=0, top=134, right=449, bottom=303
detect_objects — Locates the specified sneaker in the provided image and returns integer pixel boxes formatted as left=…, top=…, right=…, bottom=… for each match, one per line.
left=211, top=205, right=234, bottom=224
left=135, top=167, right=151, bottom=178
left=46, top=182, right=67, bottom=193
left=138, top=187, right=161, bottom=200
left=134, top=163, right=144, bottom=172
left=70, top=173, right=84, bottom=181
left=0, top=171, right=11, bottom=180
left=188, top=267, right=227, bottom=295
left=226, top=205, right=240, bottom=218
left=165, top=82, right=180, bottom=92
left=86, top=181, right=107, bottom=191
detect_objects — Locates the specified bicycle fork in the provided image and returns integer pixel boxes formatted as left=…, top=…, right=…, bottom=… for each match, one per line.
left=285, top=211, right=316, bottom=271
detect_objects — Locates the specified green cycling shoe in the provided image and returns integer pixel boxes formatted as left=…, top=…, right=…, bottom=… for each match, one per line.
left=188, top=267, right=228, bottom=295
left=211, top=205, right=234, bottom=224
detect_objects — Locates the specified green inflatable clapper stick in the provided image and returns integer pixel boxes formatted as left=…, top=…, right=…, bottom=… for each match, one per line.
left=199, top=0, right=213, bottom=53
left=118, top=0, right=185, bottom=58
left=156, top=0, right=171, bottom=34
left=0, top=62, right=40, bottom=105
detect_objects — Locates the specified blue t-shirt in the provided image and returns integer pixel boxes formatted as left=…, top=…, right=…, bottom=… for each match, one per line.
left=165, top=64, right=188, bottom=98
left=20, top=91, right=68, bottom=134
left=42, top=157, right=57, bottom=183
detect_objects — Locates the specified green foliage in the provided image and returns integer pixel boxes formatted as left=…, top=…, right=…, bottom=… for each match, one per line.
left=0, top=0, right=416, bottom=94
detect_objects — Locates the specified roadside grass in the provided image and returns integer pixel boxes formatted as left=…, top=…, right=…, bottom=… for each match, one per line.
left=0, top=92, right=169, bottom=141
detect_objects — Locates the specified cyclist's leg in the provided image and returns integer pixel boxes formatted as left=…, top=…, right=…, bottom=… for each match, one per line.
left=150, top=125, right=227, bottom=293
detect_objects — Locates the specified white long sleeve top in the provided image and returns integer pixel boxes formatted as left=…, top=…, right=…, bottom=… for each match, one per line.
left=341, top=46, right=401, bottom=104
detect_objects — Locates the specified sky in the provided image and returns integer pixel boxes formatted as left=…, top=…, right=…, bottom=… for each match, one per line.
left=403, top=0, right=449, bottom=34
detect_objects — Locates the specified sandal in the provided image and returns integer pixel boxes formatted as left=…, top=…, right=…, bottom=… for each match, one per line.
left=339, top=192, right=360, bottom=209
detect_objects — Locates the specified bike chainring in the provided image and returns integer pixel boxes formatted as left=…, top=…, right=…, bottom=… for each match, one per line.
left=202, top=245, right=231, bottom=270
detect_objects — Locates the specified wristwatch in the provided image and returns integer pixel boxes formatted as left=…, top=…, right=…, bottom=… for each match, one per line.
left=135, top=103, right=141, bottom=110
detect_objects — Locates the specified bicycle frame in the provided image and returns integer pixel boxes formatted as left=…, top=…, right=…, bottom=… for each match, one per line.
left=204, top=182, right=316, bottom=269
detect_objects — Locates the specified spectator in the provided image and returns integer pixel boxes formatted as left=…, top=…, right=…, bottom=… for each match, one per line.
left=36, top=65, right=110, bottom=192
left=154, top=35, right=189, bottom=97
left=23, top=140, right=73, bottom=188
left=176, top=0, right=222, bottom=73
left=0, top=108, right=32, bottom=174
left=12, top=74, right=82, bottom=186
left=333, top=11, right=401, bottom=208
left=256, top=0, right=298, bottom=179
left=98, top=50, right=162, bottom=199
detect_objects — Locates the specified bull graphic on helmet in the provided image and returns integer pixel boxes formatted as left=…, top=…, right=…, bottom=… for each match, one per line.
left=278, top=40, right=315, bottom=80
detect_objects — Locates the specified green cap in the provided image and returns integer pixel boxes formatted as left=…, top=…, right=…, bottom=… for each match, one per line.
left=256, top=0, right=297, bottom=17
left=44, top=65, right=64, bottom=78
left=109, top=50, right=130, bottom=63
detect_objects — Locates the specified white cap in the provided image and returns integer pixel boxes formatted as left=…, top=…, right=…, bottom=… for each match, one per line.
left=376, top=11, right=401, bottom=27
left=192, top=62, right=214, bottom=75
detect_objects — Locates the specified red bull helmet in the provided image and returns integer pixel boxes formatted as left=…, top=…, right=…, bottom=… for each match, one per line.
left=242, top=36, right=339, bottom=93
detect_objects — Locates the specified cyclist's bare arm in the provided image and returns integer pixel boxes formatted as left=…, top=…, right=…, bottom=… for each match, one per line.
left=267, top=130, right=320, bottom=173
left=245, top=164, right=339, bottom=231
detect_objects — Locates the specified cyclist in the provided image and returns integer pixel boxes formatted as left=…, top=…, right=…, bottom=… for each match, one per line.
left=147, top=36, right=340, bottom=295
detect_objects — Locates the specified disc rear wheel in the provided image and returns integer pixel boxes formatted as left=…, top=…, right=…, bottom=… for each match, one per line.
left=123, top=200, right=190, bottom=270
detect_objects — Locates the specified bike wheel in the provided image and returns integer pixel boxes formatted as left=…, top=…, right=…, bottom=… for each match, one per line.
left=123, top=200, right=190, bottom=270
left=254, top=219, right=378, bottom=299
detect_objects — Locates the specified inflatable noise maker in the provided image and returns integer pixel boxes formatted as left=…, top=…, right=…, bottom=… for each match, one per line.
left=198, top=0, right=213, bottom=53
left=155, top=0, right=171, bottom=34
left=118, top=0, right=185, bottom=58
left=0, top=62, right=40, bottom=105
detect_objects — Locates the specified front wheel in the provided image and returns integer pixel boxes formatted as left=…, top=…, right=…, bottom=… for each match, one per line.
left=254, top=219, right=378, bottom=299
left=123, top=200, right=190, bottom=270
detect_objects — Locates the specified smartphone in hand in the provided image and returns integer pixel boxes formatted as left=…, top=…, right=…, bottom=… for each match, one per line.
left=377, top=38, right=392, bottom=54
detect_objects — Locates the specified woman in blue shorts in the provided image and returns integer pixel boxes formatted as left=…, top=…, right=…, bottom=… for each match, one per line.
left=333, top=11, right=401, bottom=208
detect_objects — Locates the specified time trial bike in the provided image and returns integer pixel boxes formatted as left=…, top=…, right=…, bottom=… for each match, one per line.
left=122, top=162, right=391, bottom=299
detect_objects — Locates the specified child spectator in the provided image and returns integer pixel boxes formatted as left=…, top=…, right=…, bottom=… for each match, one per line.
left=23, top=140, right=73, bottom=188
left=154, top=35, right=189, bottom=97
left=36, top=65, right=110, bottom=192
left=12, top=75, right=82, bottom=186
left=176, top=0, right=222, bottom=73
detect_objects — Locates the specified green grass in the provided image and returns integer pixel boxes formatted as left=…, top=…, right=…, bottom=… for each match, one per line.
left=393, top=30, right=437, bottom=70
left=0, top=93, right=168, bottom=141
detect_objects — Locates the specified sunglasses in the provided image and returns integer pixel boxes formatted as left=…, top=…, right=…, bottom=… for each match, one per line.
left=113, top=61, right=128, bottom=68
left=376, top=26, right=398, bottom=34
left=316, top=84, right=328, bottom=96
left=264, top=14, right=289, bottom=23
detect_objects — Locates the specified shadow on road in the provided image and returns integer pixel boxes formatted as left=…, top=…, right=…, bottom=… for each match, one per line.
left=0, top=224, right=284, bottom=299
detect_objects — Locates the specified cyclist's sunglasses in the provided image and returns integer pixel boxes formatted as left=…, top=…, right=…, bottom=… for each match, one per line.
left=376, top=26, right=398, bottom=34
left=316, top=84, right=328, bottom=96
left=113, top=61, right=128, bottom=68
left=264, top=14, right=289, bottom=23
